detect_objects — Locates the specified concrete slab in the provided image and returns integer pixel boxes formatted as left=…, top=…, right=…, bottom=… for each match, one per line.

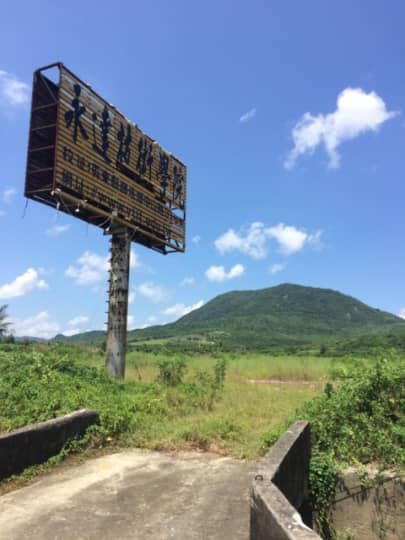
left=0, top=450, right=255, bottom=540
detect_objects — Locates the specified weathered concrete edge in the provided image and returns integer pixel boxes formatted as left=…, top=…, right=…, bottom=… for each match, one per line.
left=0, top=409, right=99, bottom=481
left=250, top=420, right=321, bottom=540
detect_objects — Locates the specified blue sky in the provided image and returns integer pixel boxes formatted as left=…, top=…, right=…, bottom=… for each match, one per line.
left=1, top=0, right=404, bottom=337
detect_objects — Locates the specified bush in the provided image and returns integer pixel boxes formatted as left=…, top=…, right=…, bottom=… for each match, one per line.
left=156, top=358, right=187, bottom=386
left=301, top=355, right=405, bottom=467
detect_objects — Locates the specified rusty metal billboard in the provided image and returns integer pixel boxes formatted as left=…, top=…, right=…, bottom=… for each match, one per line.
left=25, top=63, right=186, bottom=253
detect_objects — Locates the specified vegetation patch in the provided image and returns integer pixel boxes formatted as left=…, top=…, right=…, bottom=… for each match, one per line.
left=304, top=355, right=404, bottom=538
left=2, top=338, right=403, bottom=540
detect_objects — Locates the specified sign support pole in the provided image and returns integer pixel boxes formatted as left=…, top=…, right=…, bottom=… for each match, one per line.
left=105, top=228, right=131, bottom=379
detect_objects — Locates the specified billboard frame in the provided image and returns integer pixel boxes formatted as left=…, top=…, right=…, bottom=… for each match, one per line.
left=25, top=62, right=186, bottom=255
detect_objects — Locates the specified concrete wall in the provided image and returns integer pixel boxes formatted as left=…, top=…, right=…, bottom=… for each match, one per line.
left=332, top=468, right=405, bottom=540
left=0, top=409, right=99, bottom=480
left=250, top=420, right=321, bottom=540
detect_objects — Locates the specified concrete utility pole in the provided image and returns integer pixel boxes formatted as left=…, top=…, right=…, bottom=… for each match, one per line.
left=105, top=228, right=131, bottom=378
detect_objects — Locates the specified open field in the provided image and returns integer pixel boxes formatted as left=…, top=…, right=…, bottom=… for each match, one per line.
left=91, top=349, right=334, bottom=458
left=0, top=343, right=332, bottom=459
left=1, top=342, right=403, bottom=467
left=1, top=339, right=404, bottom=536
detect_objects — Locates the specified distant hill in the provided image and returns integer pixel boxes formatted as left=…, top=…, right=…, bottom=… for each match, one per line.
left=53, top=284, right=405, bottom=351
left=52, top=330, right=105, bottom=344
left=128, top=284, right=405, bottom=350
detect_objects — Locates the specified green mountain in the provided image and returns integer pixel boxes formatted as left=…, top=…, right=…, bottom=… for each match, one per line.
left=52, top=331, right=105, bottom=344
left=54, top=284, right=405, bottom=351
left=128, top=284, right=405, bottom=350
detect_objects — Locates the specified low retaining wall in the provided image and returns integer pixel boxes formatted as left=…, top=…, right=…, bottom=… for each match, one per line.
left=332, top=468, right=405, bottom=540
left=0, top=409, right=99, bottom=480
left=250, top=420, right=321, bottom=540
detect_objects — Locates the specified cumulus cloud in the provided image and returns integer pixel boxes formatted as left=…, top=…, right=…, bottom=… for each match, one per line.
left=180, top=277, right=195, bottom=287
left=398, top=308, right=405, bottom=320
left=205, top=264, right=245, bottom=283
left=215, top=222, right=321, bottom=259
left=46, top=224, right=70, bottom=237
left=162, top=300, right=204, bottom=320
left=12, top=311, right=59, bottom=339
left=65, top=249, right=141, bottom=287
left=65, top=251, right=109, bottom=286
left=285, top=88, right=398, bottom=169
left=0, top=71, right=29, bottom=106
left=136, top=282, right=168, bottom=303
left=61, top=328, right=83, bottom=337
left=130, top=249, right=141, bottom=270
left=68, top=315, right=89, bottom=327
left=239, top=107, right=256, bottom=123
left=269, top=263, right=285, bottom=274
left=192, top=235, right=201, bottom=246
left=2, top=187, right=17, bottom=204
left=267, top=224, right=321, bottom=255
left=127, top=315, right=136, bottom=330
left=0, top=268, right=48, bottom=299
left=215, top=222, right=270, bottom=259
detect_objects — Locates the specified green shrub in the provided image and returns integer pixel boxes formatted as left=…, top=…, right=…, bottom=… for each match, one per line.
left=156, top=358, right=187, bottom=386
left=301, top=356, right=405, bottom=467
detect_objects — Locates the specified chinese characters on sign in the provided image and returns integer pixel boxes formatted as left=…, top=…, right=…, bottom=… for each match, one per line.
left=25, top=63, right=186, bottom=254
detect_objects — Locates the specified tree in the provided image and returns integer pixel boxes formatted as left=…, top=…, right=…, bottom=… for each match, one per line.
left=0, top=304, right=11, bottom=337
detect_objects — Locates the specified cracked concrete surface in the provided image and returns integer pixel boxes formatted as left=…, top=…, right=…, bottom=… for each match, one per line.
left=0, top=450, right=254, bottom=540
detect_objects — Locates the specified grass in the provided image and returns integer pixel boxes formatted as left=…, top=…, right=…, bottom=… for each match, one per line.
left=3, top=340, right=402, bottom=540
left=0, top=342, right=329, bottom=460
left=3, top=341, right=401, bottom=465
left=123, top=350, right=333, bottom=383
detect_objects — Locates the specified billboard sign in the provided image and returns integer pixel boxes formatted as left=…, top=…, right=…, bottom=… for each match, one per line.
left=25, top=63, right=186, bottom=253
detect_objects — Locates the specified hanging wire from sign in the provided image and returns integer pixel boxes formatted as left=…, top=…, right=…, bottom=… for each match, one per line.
left=21, top=198, right=29, bottom=219
left=51, top=189, right=117, bottom=235
left=52, top=191, right=76, bottom=219
left=53, top=201, right=61, bottom=222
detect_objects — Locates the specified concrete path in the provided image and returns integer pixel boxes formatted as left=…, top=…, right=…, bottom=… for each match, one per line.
left=0, top=450, right=255, bottom=540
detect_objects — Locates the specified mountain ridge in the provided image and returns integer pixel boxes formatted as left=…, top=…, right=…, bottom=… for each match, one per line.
left=52, top=283, right=405, bottom=350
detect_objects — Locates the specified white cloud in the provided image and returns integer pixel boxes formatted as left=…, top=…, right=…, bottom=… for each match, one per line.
left=130, top=249, right=141, bottom=270
left=0, top=268, right=48, bottom=299
left=267, top=223, right=321, bottom=255
left=240, top=107, right=256, bottom=123
left=0, top=71, right=29, bottom=106
left=61, top=328, right=82, bottom=337
left=2, top=187, right=17, bottom=204
left=128, top=291, right=136, bottom=304
left=215, top=222, right=321, bottom=258
left=162, top=300, right=204, bottom=320
left=46, top=224, right=70, bottom=237
left=180, top=277, right=195, bottom=287
left=65, top=248, right=142, bottom=287
left=215, top=222, right=270, bottom=259
left=269, top=263, right=285, bottom=274
left=285, top=87, right=398, bottom=169
left=205, top=264, right=245, bottom=283
left=136, top=282, right=168, bottom=303
left=147, top=315, right=157, bottom=323
left=398, top=308, right=405, bottom=320
left=68, top=315, right=89, bottom=327
left=12, top=311, right=59, bottom=339
left=192, top=235, right=201, bottom=245
left=65, top=251, right=109, bottom=286
left=127, top=315, right=136, bottom=330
